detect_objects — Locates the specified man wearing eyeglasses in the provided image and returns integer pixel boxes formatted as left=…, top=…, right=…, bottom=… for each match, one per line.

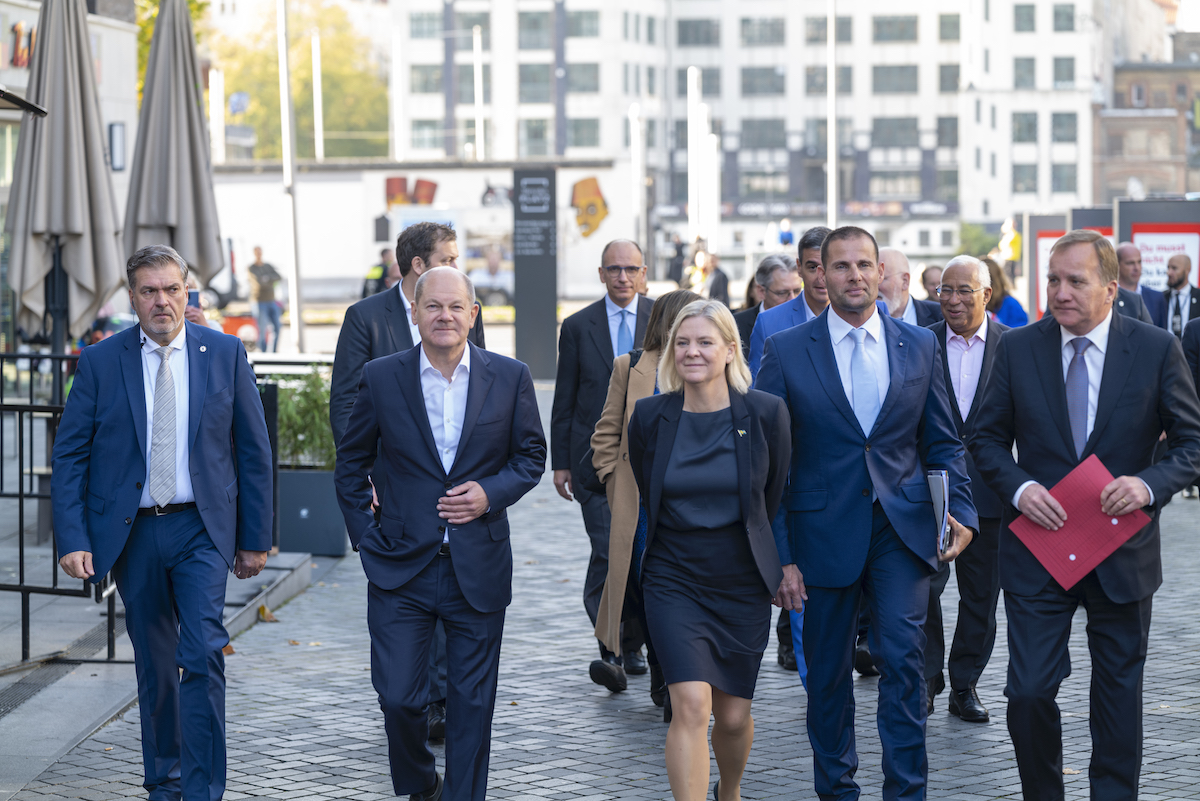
left=924, top=255, right=1009, bottom=723
left=878, top=248, right=944, bottom=328
left=735, top=254, right=801, bottom=361
left=551, top=239, right=654, bottom=692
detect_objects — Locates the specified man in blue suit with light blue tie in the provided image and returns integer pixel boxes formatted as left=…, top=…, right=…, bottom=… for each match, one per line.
left=53, top=245, right=273, bottom=801
left=757, top=227, right=978, bottom=800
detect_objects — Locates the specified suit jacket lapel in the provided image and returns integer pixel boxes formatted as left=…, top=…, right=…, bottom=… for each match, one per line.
left=806, top=314, right=863, bottom=436
left=386, top=287, right=413, bottom=351
left=451, top=345, right=494, bottom=474
left=186, top=324, right=208, bottom=453
left=396, top=349, right=442, bottom=471
left=634, top=296, right=651, bottom=348
left=120, top=328, right=148, bottom=460
left=649, top=394, right=684, bottom=529
left=589, top=300, right=615, bottom=367
left=730, top=391, right=753, bottom=521
left=1084, top=314, right=1135, bottom=457
left=873, top=316, right=908, bottom=436
left=1031, top=316, right=1077, bottom=458
left=934, top=323, right=966, bottom=428
left=965, top=318, right=1003, bottom=425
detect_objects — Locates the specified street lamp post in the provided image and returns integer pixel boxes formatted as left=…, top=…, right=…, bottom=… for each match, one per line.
left=276, top=0, right=305, bottom=351
left=826, top=0, right=837, bottom=229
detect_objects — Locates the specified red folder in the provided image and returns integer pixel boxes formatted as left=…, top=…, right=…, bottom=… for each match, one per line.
left=1008, top=455, right=1150, bottom=591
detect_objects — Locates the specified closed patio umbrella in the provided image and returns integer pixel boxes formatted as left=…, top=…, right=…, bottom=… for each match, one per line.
left=4, top=0, right=124, bottom=348
left=124, top=0, right=222, bottom=283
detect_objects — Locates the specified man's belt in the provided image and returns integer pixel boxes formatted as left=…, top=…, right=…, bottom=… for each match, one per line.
left=438, top=542, right=451, bottom=557
left=137, top=502, right=197, bottom=517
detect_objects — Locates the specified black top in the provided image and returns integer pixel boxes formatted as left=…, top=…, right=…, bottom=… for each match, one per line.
left=660, top=408, right=741, bottom=530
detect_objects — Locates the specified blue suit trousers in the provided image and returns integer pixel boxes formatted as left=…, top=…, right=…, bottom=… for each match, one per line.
left=803, top=504, right=931, bottom=801
left=112, top=508, right=229, bottom=801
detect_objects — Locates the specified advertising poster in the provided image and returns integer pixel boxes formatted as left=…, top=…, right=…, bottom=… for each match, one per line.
left=1131, top=223, right=1200, bottom=290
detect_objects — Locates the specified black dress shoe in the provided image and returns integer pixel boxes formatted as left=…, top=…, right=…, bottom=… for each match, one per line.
left=589, top=654, right=627, bottom=692
left=426, top=702, right=446, bottom=742
left=948, top=686, right=990, bottom=722
left=624, top=647, right=648, bottom=675
left=927, top=673, right=945, bottom=714
left=854, top=640, right=879, bottom=677
left=649, top=664, right=667, bottom=707
left=410, top=772, right=443, bottom=801
left=777, top=640, right=797, bottom=672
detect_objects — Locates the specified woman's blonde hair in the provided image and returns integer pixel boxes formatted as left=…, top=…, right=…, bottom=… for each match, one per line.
left=657, top=300, right=752, bottom=394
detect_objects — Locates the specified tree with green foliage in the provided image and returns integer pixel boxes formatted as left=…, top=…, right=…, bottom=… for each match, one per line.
left=959, top=222, right=1001, bottom=258
left=213, top=0, right=389, bottom=160
left=136, top=0, right=209, bottom=101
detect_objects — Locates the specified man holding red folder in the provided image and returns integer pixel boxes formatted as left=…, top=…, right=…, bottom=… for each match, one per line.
left=971, top=229, right=1200, bottom=801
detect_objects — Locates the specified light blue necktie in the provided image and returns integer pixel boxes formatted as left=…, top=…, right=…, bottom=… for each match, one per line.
left=849, top=327, right=881, bottom=434
left=1065, top=338, right=1090, bottom=458
left=617, top=310, right=633, bottom=356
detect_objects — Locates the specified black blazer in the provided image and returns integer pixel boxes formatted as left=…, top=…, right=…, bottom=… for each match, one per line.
left=1116, top=286, right=1153, bottom=324
left=550, top=295, right=653, bottom=477
left=1183, top=317, right=1200, bottom=389
left=626, top=389, right=791, bottom=594
left=913, top=298, right=944, bottom=327
left=733, top=304, right=761, bottom=360
left=970, top=312, right=1200, bottom=604
left=330, top=285, right=486, bottom=444
left=708, top=268, right=731, bottom=307
left=1163, top=285, right=1200, bottom=335
left=928, top=318, right=1009, bottom=519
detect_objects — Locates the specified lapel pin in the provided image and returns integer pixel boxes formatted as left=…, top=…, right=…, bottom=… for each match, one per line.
left=199, top=345, right=206, bottom=352
left=737, top=429, right=746, bottom=437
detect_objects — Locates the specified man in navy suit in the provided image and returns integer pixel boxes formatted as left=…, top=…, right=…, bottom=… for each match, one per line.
left=335, top=268, right=546, bottom=801
left=748, top=226, right=830, bottom=378
left=971, top=230, right=1200, bottom=801
left=1117, top=243, right=1166, bottom=328
left=878, top=247, right=944, bottom=328
left=757, top=226, right=978, bottom=800
left=52, top=245, right=273, bottom=801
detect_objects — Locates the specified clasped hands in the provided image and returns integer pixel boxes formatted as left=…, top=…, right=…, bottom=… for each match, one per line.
left=1018, top=476, right=1149, bottom=531
left=437, top=480, right=491, bottom=525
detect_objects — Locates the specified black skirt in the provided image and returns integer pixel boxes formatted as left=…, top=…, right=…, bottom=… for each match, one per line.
left=641, top=523, right=771, bottom=699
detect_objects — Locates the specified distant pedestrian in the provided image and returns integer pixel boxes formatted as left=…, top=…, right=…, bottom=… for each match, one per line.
left=668, top=234, right=686, bottom=286
left=249, top=246, right=283, bottom=351
left=921, top=264, right=942, bottom=301
left=363, top=248, right=395, bottom=298
left=984, top=257, right=1028, bottom=327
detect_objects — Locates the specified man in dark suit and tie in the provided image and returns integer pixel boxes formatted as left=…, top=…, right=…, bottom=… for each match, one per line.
left=53, top=245, right=273, bottom=801
left=335, top=267, right=545, bottom=801
left=878, top=247, right=944, bottom=328
left=757, top=226, right=978, bottom=800
left=1163, top=253, right=1200, bottom=338
left=925, top=256, right=1009, bottom=722
left=734, top=254, right=800, bottom=360
left=551, top=239, right=654, bottom=691
left=748, top=226, right=832, bottom=378
left=1117, top=242, right=1166, bottom=328
left=971, top=229, right=1200, bottom=801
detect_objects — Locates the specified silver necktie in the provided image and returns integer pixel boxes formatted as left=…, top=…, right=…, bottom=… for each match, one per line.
left=148, top=346, right=176, bottom=507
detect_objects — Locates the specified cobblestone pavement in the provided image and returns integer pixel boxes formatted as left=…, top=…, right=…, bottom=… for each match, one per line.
left=11, top=449, right=1200, bottom=797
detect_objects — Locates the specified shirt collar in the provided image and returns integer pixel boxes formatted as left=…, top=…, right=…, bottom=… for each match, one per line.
left=419, top=342, right=471, bottom=379
left=948, top=317, right=989, bottom=345
left=1061, top=307, right=1113, bottom=356
left=140, top=326, right=187, bottom=355
left=398, top=282, right=412, bottom=311
left=828, top=305, right=882, bottom=345
left=604, top=293, right=636, bottom=318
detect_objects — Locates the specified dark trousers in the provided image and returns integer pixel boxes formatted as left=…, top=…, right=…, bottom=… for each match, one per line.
left=947, top=517, right=1001, bottom=690
left=803, top=504, right=931, bottom=801
left=111, top=508, right=228, bottom=801
left=924, top=563, right=951, bottom=683
left=1004, top=574, right=1153, bottom=801
left=368, top=553, right=505, bottom=801
left=579, top=487, right=643, bottom=656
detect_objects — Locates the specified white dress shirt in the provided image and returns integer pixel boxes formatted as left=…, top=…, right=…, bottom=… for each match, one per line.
left=420, top=345, right=471, bottom=541
left=898, top=295, right=918, bottom=327
left=827, top=307, right=890, bottom=416
left=1013, top=309, right=1153, bottom=507
left=946, top=320, right=989, bottom=417
left=1167, top=287, right=1193, bottom=331
left=139, top=327, right=194, bottom=507
left=798, top=291, right=821, bottom=323
left=399, top=284, right=421, bottom=346
left=604, top=293, right=637, bottom=358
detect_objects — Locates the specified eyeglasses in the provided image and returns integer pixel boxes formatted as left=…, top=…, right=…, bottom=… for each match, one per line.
left=765, top=287, right=802, bottom=301
left=603, top=265, right=645, bottom=276
left=936, top=286, right=985, bottom=299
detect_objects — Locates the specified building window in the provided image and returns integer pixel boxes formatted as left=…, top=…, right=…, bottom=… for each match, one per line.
left=874, top=65, right=918, bottom=94
left=975, top=147, right=981, bottom=169
left=870, top=171, right=921, bottom=199
left=647, top=66, right=656, bottom=96
left=975, top=99, right=981, bottom=123
left=519, top=120, right=550, bottom=156
left=940, top=14, right=960, bottom=41
left=1013, top=112, right=1038, bottom=143
left=634, top=13, right=641, bottom=42
left=805, top=16, right=852, bottom=43
left=1014, top=58, right=1035, bottom=89
left=647, top=119, right=657, bottom=148
left=648, top=16, right=657, bottom=44
left=410, top=12, right=440, bottom=39
left=937, top=171, right=959, bottom=202
left=1131, top=83, right=1146, bottom=107
left=991, top=152, right=996, bottom=176
left=623, top=11, right=629, bottom=40
left=634, top=64, right=641, bottom=94
left=806, top=66, right=852, bottom=95
left=874, top=16, right=918, bottom=42
left=940, top=64, right=960, bottom=93
left=920, top=230, right=931, bottom=247
left=1013, top=164, right=1038, bottom=193
left=455, top=12, right=490, bottom=50
left=1014, top=4, right=1035, bottom=31
left=740, top=171, right=789, bottom=200
left=1108, top=134, right=1123, bottom=154
left=806, top=117, right=853, bottom=154
left=411, top=120, right=440, bottom=149
left=567, top=64, right=600, bottom=93
left=1052, top=163, right=1077, bottom=192
left=567, top=11, right=599, bottom=37
left=984, top=199, right=990, bottom=216
left=677, top=67, right=720, bottom=98
left=877, top=229, right=892, bottom=246
left=519, top=64, right=552, bottom=103
left=937, top=117, right=959, bottom=147
left=942, top=229, right=954, bottom=246
left=1051, top=112, right=1077, bottom=142
left=985, top=0, right=990, bottom=21
left=991, top=105, right=997, bottom=129
left=410, top=65, right=441, bottom=94
left=742, top=67, right=786, bottom=96
left=674, top=119, right=687, bottom=149
left=741, top=118, right=787, bottom=149
left=678, top=19, right=720, bottom=46
left=741, top=18, right=785, bottom=46
left=1053, top=57, right=1075, bottom=89
left=1178, top=83, right=1189, bottom=103
left=872, top=117, right=919, bottom=148
left=567, top=119, right=600, bottom=148
left=1053, top=4, right=1075, bottom=31
left=518, top=12, right=552, bottom=49
left=985, top=49, right=990, bottom=73
left=455, top=65, right=491, bottom=103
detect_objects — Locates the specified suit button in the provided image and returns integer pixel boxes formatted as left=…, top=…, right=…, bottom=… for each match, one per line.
left=865, top=444, right=871, bottom=452
left=622, top=453, right=628, bottom=461
left=136, top=482, right=142, bottom=489
left=124, top=517, right=132, bottom=524
left=444, top=481, right=453, bottom=489
left=862, top=489, right=869, bottom=497
left=438, top=525, right=446, bottom=533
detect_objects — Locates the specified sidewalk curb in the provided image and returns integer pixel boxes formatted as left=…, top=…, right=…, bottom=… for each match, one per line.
left=225, top=554, right=313, bottom=640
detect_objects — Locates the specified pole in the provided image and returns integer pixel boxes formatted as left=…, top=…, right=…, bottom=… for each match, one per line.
left=311, top=30, right=324, bottom=162
left=826, top=0, right=837, bottom=229
left=686, top=66, right=702, bottom=244
left=208, top=68, right=226, bottom=165
left=389, top=28, right=403, bottom=160
left=276, top=0, right=305, bottom=351
left=473, top=25, right=485, bottom=160
left=629, top=103, right=643, bottom=247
